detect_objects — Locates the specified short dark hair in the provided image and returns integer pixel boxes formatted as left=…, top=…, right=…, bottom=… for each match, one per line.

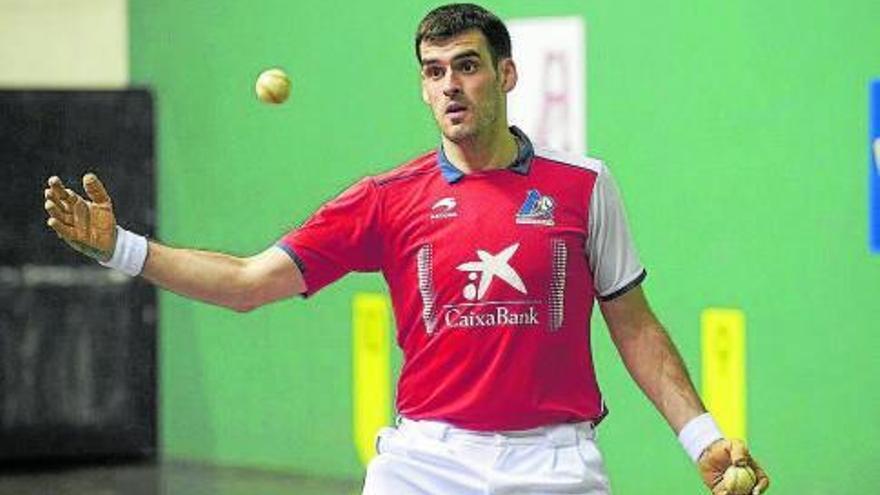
left=415, top=3, right=512, bottom=66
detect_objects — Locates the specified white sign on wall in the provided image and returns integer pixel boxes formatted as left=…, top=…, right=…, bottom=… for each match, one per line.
left=506, top=17, right=587, bottom=155
left=0, top=0, right=128, bottom=87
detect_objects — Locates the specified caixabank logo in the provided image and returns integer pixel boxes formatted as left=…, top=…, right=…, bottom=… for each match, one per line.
left=870, top=80, right=880, bottom=253
left=444, top=243, right=540, bottom=329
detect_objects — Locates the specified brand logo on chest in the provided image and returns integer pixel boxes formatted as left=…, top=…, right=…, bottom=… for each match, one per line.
left=516, top=189, right=555, bottom=226
left=445, top=243, right=541, bottom=330
left=455, top=243, right=527, bottom=301
left=430, top=197, right=458, bottom=220
left=416, top=240, right=569, bottom=333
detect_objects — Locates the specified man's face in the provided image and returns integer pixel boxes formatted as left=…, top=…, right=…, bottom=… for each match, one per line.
left=419, top=29, right=517, bottom=143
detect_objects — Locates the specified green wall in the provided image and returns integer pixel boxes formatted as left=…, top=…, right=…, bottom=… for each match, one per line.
left=130, top=1, right=880, bottom=492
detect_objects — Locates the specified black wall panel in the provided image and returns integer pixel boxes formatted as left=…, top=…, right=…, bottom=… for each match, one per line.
left=0, top=90, right=156, bottom=461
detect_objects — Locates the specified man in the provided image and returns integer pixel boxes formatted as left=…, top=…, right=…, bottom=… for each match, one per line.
left=43, top=3, right=769, bottom=494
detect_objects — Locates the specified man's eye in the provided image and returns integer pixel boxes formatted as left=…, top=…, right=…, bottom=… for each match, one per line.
left=425, top=67, right=444, bottom=79
left=460, top=61, right=478, bottom=73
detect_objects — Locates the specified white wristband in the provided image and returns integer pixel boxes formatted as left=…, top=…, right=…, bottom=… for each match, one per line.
left=99, top=226, right=148, bottom=276
left=678, top=413, right=724, bottom=462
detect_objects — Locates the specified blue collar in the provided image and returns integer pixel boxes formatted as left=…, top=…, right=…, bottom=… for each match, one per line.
left=437, top=126, right=534, bottom=183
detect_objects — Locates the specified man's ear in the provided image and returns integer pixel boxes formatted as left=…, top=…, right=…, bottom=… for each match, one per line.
left=499, top=58, right=518, bottom=93
left=421, top=83, right=430, bottom=105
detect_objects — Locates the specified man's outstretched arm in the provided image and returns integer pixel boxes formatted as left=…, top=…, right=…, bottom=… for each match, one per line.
left=141, top=242, right=304, bottom=312
left=44, top=173, right=305, bottom=312
left=599, top=286, right=769, bottom=494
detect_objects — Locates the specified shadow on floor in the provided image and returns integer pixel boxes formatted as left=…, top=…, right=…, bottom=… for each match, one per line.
left=0, top=460, right=363, bottom=495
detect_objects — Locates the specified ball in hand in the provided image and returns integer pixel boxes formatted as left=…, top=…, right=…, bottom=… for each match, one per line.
left=722, top=465, right=756, bottom=495
left=255, top=68, right=291, bottom=104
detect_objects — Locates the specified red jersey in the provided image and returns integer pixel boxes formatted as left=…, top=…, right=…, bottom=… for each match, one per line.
left=279, top=127, right=645, bottom=431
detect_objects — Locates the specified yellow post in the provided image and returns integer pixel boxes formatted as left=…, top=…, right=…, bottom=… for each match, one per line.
left=352, top=293, right=392, bottom=466
left=700, top=308, right=747, bottom=441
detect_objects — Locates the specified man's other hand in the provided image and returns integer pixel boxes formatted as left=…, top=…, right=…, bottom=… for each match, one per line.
left=699, top=439, right=770, bottom=494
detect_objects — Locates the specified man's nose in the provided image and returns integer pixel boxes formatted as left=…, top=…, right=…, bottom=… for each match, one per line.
left=442, top=72, right=462, bottom=97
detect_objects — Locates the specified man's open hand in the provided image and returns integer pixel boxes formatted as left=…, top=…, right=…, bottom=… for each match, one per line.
left=699, top=439, right=770, bottom=494
left=44, top=173, right=117, bottom=261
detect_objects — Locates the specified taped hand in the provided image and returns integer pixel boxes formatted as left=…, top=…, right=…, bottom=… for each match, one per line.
left=44, top=173, right=117, bottom=261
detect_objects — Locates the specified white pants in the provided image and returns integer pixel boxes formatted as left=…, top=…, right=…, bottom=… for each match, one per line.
left=362, top=418, right=612, bottom=495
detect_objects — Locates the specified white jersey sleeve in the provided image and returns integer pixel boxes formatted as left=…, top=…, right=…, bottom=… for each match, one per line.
left=586, top=164, right=646, bottom=300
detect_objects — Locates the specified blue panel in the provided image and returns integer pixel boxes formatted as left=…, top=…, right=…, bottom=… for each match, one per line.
left=871, top=80, right=880, bottom=253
